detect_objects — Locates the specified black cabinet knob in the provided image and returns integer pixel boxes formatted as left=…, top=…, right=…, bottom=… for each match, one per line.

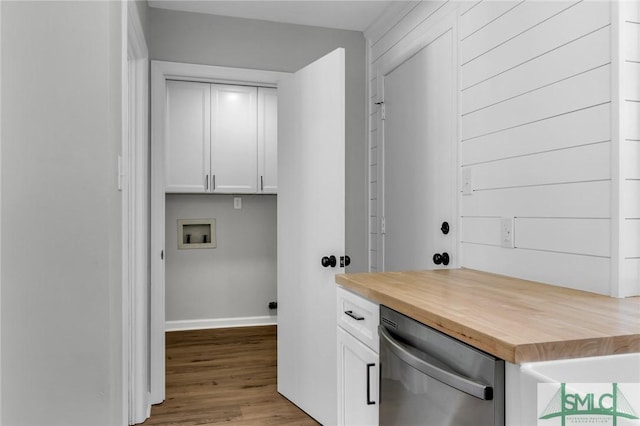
left=340, top=255, right=351, bottom=267
left=321, top=255, right=337, bottom=268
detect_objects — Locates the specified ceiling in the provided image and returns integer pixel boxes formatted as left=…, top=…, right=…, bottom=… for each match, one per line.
left=147, top=0, right=398, bottom=32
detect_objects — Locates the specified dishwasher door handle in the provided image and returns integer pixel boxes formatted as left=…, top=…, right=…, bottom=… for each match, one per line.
left=378, top=326, right=493, bottom=400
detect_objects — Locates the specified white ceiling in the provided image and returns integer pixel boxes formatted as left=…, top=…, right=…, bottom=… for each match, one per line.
left=147, top=0, right=397, bottom=32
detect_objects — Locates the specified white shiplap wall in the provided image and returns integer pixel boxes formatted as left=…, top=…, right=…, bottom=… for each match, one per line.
left=459, top=0, right=612, bottom=294
left=366, top=0, right=638, bottom=296
left=619, top=0, right=640, bottom=296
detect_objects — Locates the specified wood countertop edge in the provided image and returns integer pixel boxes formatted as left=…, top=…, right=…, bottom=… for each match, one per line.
left=335, top=271, right=640, bottom=364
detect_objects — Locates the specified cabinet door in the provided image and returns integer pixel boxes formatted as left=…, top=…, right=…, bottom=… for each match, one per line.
left=211, top=84, right=258, bottom=193
left=257, top=87, right=278, bottom=193
left=337, top=327, right=379, bottom=426
left=165, top=80, right=211, bottom=193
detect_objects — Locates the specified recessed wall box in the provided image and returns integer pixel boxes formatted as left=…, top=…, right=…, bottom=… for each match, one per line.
left=178, top=219, right=216, bottom=249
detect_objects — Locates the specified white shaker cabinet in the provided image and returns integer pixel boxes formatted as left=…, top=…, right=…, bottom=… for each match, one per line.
left=165, top=81, right=276, bottom=194
left=165, top=80, right=211, bottom=193
left=210, top=84, right=257, bottom=193
left=257, top=87, right=278, bottom=193
left=337, top=287, right=379, bottom=426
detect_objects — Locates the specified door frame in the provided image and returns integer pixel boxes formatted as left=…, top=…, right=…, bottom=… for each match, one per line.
left=150, top=61, right=288, bottom=403
left=123, top=1, right=150, bottom=423
left=374, top=10, right=460, bottom=271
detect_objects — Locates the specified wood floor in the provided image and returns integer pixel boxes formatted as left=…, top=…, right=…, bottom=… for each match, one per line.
left=144, top=326, right=320, bottom=425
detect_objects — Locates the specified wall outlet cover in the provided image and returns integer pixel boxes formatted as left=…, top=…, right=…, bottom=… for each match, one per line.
left=234, top=197, right=242, bottom=209
left=500, top=217, right=515, bottom=248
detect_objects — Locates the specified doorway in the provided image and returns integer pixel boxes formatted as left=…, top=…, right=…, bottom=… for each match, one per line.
left=381, top=29, right=457, bottom=272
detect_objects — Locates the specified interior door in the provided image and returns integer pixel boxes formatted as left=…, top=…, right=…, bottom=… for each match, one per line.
left=277, top=48, right=345, bottom=425
left=383, top=30, right=455, bottom=271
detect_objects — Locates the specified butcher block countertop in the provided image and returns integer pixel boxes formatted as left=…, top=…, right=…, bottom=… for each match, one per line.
left=335, top=268, right=640, bottom=364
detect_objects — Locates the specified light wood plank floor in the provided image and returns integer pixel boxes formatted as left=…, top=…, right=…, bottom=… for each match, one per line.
left=144, top=326, right=320, bottom=425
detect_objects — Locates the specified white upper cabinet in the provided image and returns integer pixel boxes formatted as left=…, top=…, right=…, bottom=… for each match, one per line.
left=165, top=80, right=211, bottom=193
left=165, top=82, right=277, bottom=194
left=257, top=87, right=278, bottom=193
left=211, top=84, right=258, bottom=193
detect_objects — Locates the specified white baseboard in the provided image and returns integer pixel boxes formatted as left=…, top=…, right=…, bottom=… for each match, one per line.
left=165, top=315, right=277, bottom=332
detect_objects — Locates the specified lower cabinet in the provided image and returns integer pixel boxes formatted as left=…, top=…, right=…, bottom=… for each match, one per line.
left=337, top=328, right=379, bottom=426
left=337, top=287, right=379, bottom=426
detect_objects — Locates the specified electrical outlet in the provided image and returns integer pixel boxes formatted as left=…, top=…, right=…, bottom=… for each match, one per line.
left=462, top=168, right=472, bottom=195
left=234, top=197, right=242, bottom=209
left=500, top=217, right=515, bottom=248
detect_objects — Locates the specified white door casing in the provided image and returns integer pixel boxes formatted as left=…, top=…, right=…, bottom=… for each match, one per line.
left=382, top=29, right=457, bottom=272
left=124, top=1, right=150, bottom=423
left=151, top=61, right=287, bottom=406
left=277, top=48, right=346, bottom=425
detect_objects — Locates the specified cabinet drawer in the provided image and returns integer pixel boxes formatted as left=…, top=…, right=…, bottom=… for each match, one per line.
left=337, top=287, right=379, bottom=353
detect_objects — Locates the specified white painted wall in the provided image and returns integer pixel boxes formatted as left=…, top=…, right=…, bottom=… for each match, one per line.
left=165, top=194, right=277, bottom=327
left=1, top=1, right=124, bottom=425
left=367, top=1, right=639, bottom=296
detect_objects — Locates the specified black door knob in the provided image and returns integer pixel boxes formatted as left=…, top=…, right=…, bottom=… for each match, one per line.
left=321, top=255, right=337, bottom=268
left=441, top=221, right=450, bottom=235
left=433, top=252, right=450, bottom=266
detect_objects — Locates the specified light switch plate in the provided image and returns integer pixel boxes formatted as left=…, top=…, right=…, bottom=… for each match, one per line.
left=500, top=217, right=515, bottom=248
left=234, top=197, right=242, bottom=209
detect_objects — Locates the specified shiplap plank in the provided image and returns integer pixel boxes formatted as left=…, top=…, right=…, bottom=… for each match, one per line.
left=621, top=259, right=640, bottom=297
left=462, top=217, right=610, bottom=257
left=461, top=181, right=610, bottom=218
left=624, top=220, right=640, bottom=258
left=626, top=101, right=640, bottom=140
left=370, top=146, right=377, bottom=165
left=365, top=1, right=421, bottom=46
left=626, top=62, right=640, bottom=101
left=459, top=0, right=521, bottom=41
left=370, top=133, right=377, bottom=153
left=462, top=27, right=609, bottom=115
left=468, top=142, right=610, bottom=190
left=461, top=217, right=501, bottom=245
left=373, top=4, right=458, bottom=75
left=516, top=218, right=610, bottom=257
left=369, top=217, right=377, bottom=234
left=624, top=180, right=640, bottom=218
left=370, top=235, right=377, bottom=253
left=462, top=65, right=610, bottom=140
left=370, top=181, right=378, bottom=201
left=623, top=0, right=640, bottom=23
left=458, top=0, right=483, bottom=17
left=461, top=243, right=611, bottom=295
left=370, top=198, right=377, bottom=218
left=461, top=1, right=575, bottom=64
left=462, top=104, right=609, bottom=166
left=370, top=111, right=377, bottom=133
left=626, top=141, right=640, bottom=179
left=461, top=0, right=610, bottom=89
left=371, top=1, right=446, bottom=62
left=369, top=163, right=378, bottom=183
left=626, top=22, right=640, bottom=63
left=369, top=249, right=377, bottom=268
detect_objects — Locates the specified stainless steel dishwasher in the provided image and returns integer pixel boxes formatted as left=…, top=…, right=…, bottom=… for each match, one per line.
left=379, top=306, right=504, bottom=426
